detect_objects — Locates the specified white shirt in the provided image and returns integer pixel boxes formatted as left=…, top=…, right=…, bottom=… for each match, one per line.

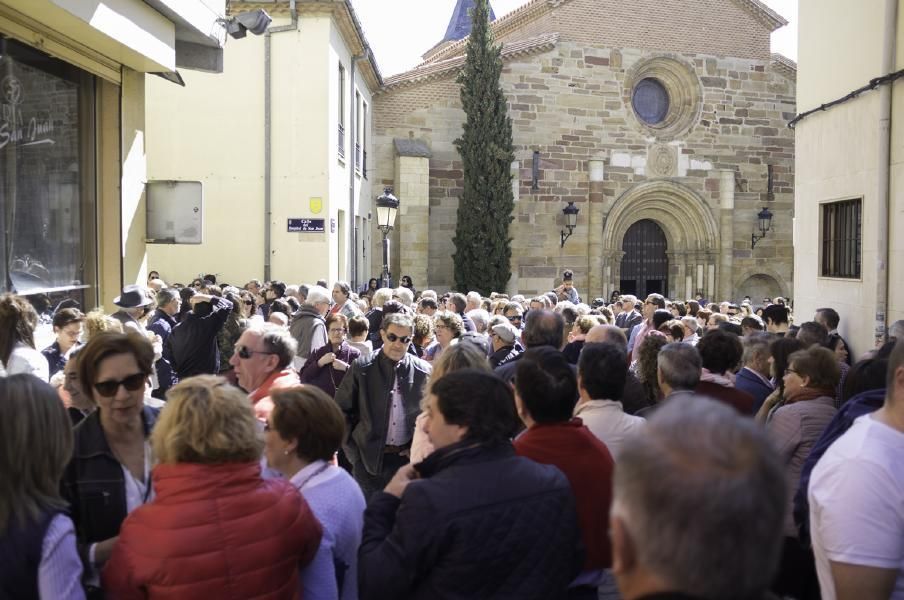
left=573, top=399, right=645, bottom=460
left=809, top=414, right=904, bottom=600
left=1, top=341, right=49, bottom=381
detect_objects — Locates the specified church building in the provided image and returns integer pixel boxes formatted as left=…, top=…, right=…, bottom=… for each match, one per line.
left=372, top=0, right=796, bottom=302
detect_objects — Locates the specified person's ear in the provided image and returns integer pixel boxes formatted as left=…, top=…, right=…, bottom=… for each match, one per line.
left=610, top=513, right=636, bottom=576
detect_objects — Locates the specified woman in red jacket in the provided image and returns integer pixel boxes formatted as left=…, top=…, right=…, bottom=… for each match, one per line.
left=102, top=375, right=322, bottom=599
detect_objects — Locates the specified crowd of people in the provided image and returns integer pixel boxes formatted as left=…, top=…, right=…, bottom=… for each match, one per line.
left=1, top=267, right=904, bottom=600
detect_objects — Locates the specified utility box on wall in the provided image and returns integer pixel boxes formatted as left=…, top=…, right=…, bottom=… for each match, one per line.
left=146, top=181, right=203, bottom=244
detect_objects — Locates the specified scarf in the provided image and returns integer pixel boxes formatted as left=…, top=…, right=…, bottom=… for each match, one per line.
left=699, top=368, right=735, bottom=387
left=784, top=385, right=835, bottom=405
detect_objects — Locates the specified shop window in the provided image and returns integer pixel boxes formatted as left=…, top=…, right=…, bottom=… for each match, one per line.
left=0, top=36, right=97, bottom=307
left=821, top=198, right=861, bottom=279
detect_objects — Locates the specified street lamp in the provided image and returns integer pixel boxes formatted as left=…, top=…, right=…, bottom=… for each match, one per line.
left=376, top=187, right=399, bottom=288
left=560, top=201, right=580, bottom=248
left=750, top=206, right=774, bottom=249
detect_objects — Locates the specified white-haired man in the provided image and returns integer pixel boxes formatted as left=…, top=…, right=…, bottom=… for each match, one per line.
left=289, top=285, right=330, bottom=370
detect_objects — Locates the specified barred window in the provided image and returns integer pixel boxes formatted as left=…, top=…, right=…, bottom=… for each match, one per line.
left=821, top=199, right=861, bottom=278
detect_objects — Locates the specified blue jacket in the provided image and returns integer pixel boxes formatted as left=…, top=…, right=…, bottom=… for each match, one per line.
left=792, top=387, right=885, bottom=546
left=734, top=367, right=774, bottom=414
left=359, top=441, right=583, bottom=599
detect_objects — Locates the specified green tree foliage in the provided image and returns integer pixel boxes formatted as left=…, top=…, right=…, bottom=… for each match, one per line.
left=452, top=0, right=515, bottom=295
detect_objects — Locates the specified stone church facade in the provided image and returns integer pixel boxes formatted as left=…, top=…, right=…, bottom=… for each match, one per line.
left=372, top=0, right=796, bottom=302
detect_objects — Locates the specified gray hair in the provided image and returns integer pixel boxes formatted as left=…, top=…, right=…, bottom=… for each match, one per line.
left=334, top=281, right=351, bottom=296
left=252, top=324, right=297, bottom=369
left=304, top=285, right=331, bottom=306
left=394, top=287, right=414, bottom=307
left=466, top=309, right=490, bottom=333
left=372, top=288, right=393, bottom=308
left=657, top=342, right=701, bottom=391
left=613, top=396, right=786, bottom=599
left=381, top=312, right=414, bottom=332
left=157, top=288, right=180, bottom=309
left=888, top=319, right=904, bottom=341
left=741, top=333, right=771, bottom=367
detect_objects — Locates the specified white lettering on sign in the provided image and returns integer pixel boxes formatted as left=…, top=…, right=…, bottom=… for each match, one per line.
left=0, top=76, right=56, bottom=151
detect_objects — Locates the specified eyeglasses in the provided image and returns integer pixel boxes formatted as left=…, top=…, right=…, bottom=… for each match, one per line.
left=237, top=346, right=276, bottom=360
left=328, top=328, right=347, bottom=334
left=385, top=332, right=412, bottom=344
left=94, top=372, right=147, bottom=397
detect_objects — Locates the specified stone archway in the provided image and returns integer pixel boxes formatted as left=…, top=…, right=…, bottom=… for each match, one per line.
left=602, top=180, right=720, bottom=300
left=734, top=268, right=790, bottom=304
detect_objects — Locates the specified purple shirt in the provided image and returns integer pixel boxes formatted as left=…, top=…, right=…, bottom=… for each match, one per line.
left=40, top=514, right=85, bottom=599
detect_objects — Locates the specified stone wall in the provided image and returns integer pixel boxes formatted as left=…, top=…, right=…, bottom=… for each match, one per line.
left=372, top=2, right=795, bottom=300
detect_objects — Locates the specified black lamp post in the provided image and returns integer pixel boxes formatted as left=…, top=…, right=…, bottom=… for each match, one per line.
left=560, top=201, right=580, bottom=248
left=751, top=206, right=774, bottom=249
left=376, top=187, right=399, bottom=288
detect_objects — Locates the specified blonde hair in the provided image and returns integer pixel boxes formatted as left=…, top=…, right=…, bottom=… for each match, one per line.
left=422, top=342, right=492, bottom=408
left=84, top=308, right=123, bottom=341
left=153, top=375, right=262, bottom=464
left=0, top=375, right=72, bottom=534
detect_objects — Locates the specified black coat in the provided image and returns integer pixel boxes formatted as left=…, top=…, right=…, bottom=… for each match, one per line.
left=61, top=406, right=159, bottom=568
left=334, top=349, right=431, bottom=476
left=359, top=442, right=583, bottom=600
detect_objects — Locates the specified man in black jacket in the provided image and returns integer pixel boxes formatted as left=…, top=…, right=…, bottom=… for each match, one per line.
left=359, top=370, right=582, bottom=600
left=167, top=294, right=232, bottom=379
left=335, top=312, right=431, bottom=498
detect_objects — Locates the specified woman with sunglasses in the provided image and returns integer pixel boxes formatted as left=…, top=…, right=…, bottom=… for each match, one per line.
left=61, top=332, right=158, bottom=599
left=299, top=313, right=361, bottom=397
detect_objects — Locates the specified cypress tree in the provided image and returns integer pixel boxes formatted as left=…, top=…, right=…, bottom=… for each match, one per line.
left=452, top=0, right=515, bottom=295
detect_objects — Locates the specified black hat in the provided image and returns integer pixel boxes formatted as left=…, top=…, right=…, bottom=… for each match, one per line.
left=114, top=285, right=154, bottom=309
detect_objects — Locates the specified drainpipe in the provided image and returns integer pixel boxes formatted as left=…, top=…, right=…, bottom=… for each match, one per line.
left=875, top=0, right=896, bottom=346
left=349, top=51, right=368, bottom=290
left=264, top=0, right=298, bottom=282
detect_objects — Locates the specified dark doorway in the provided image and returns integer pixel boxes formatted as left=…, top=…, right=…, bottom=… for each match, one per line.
left=620, top=219, right=668, bottom=299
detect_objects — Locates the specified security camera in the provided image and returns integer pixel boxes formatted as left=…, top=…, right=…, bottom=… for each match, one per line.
left=225, top=9, right=272, bottom=39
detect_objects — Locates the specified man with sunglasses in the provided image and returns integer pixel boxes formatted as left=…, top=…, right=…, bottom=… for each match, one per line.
left=229, top=324, right=299, bottom=421
left=335, top=312, right=432, bottom=498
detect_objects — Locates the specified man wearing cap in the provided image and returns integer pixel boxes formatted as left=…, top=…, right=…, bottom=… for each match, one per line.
left=489, top=322, right=522, bottom=369
left=554, top=269, right=581, bottom=304
left=111, top=285, right=155, bottom=334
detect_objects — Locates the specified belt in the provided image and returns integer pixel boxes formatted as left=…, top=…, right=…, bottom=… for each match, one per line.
left=384, top=444, right=409, bottom=454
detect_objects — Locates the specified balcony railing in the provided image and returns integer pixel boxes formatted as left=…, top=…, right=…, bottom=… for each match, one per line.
left=355, top=143, right=361, bottom=171
left=338, top=124, right=345, bottom=159
left=363, top=150, right=368, bottom=179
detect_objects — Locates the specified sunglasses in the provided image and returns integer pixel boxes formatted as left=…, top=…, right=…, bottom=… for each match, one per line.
left=94, top=372, right=146, bottom=397
left=507, top=315, right=522, bottom=323
left=385, top=332, right=412, bottom=344
left=237, top=346, right=276, bottom=360
left=244, top=300, right=254, bottom=306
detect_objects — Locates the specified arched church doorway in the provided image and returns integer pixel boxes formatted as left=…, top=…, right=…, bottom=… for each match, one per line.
left=620, top=219, right=668, bottom=298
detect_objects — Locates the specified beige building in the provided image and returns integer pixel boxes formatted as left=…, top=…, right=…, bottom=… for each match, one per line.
left=374, top=0, right=797, bottom=302
left=145, top=0, right=381, bottom=288
left=0, top=0, right=225, bottom=309
left=794, top=0, right=903, bottom=357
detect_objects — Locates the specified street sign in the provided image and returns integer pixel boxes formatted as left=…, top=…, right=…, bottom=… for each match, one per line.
left=288, top=218, right=325, bottom=233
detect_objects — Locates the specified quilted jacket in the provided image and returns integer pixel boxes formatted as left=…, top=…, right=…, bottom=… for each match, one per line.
left=102, top=461, right=322, bottom=599
left=359, top=441, right=583, bottom=600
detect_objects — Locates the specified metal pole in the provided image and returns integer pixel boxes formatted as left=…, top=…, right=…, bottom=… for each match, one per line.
left=381, top=229, right=391, bottom=288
